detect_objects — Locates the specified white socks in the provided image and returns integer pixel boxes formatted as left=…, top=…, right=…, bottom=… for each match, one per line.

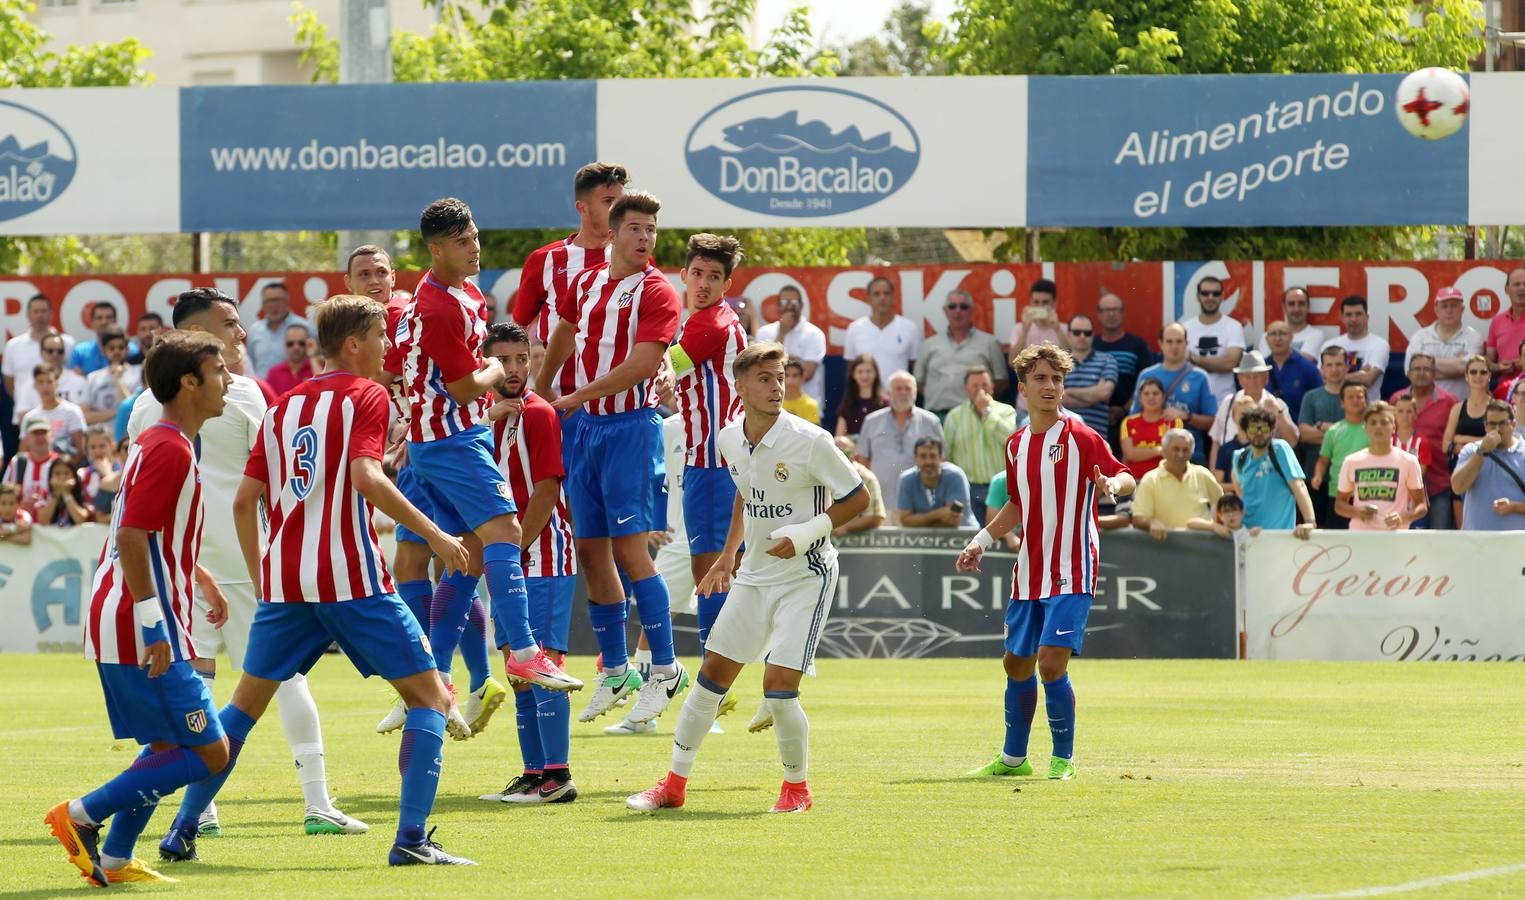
left=274, top=674, right=331, bottom=812
left=767, top=692, right=809, bottom=784
left=670, top=679, right=725, bottom=778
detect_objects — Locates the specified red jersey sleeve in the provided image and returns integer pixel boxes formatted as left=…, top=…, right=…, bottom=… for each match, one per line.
left=417, top=296, right=478, bottom=384
left=523, top=399, right=565, bottom=483
left=634, top=274, right=681, bottom=346
left=383, top=301, right=407, bottom=376
left=677, top=305, right=729, bottom=368
left=120, top=438, right=192, bottom=532
left=1081, top=424, right=1128, bottom=478
left=555, top=268, right=592, bottom=326
left=513, top=246, right=550, bottom=327
left=347, top=381, right=389, bottom=462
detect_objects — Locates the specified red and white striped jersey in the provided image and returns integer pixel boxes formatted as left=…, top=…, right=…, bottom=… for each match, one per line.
left=515, top=234, right=608, bottom=346
left=390, top=271, right=490, bottom=442
left=556, top=263, right=681, bottom=415
left=383, top=290, right=412, bottom=423
left=245, top=371, right=395, bottom=603
left=5, top=450, right=57, bottom=513
left=492, top=390, right=576, bottom=578
left=78, top=461, right=119, bottom=506
left=85, top=422, right=204, bottom=665
left=1398, top=432, right=1430, bottom=469
left=1004, top=417, right=1127, bottom=602
left=672, top=301, right=747, bottom=467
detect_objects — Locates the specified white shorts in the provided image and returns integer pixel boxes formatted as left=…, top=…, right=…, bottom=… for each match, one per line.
left=654, top=538, right=698, bottom=614
left=190, top=581, right=258, bottom=670
left=704, top=561, right=838, bottom=675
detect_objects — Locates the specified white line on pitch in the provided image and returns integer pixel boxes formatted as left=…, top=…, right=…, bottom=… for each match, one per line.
left=1287, top=861, right=1525, bottom=898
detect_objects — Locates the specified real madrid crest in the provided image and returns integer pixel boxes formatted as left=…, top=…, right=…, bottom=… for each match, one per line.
left=774, top=462, right=790, bottom=482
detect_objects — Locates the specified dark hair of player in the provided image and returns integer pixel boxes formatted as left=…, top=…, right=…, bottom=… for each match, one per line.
left=420, top=197, right=475, bottom=242
left=1238, top=405, right=1277, bottom=434
left=733, top=340, right=787, bottom=381
left=1215, top=493, right=1244, bottom=512
left=346, top=243, right=390, bottom=273
left=685, top=233, right=743, bottom=277
left=172, top=287, right=238, bottom=328
left=485, top=321, right=530, bottom=351
left=145, top=330, right=224, bottom=403
left=1031, top=278, right=1057, bottom=297
left=314, top=295, right=385, bottom=360
left=574, top=162, right=629, bottom=198
left=1012, top=343, right=1075, bottom=384
left=1340, top=294, right=1368, bottom=313
left=609, top=190, right=661, bottom=230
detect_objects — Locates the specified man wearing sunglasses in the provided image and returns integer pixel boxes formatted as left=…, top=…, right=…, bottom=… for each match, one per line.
left=4, top=294, right=76, bottom=440
left=1182, top=275, right=1245, bottom=402
left=915, top=289, right=1008, bottom=417
left=756, top=285, right=826, bottom=409
left=1452, top=399, right=1525, bottom=531
left=265, top=324, right=316, bottom=397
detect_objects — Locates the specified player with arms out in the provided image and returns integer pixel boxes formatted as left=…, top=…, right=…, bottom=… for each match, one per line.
left=668, top=233, right=748, bottom=714
left=476, top=322, right=582, bottom=804
left=46, top=332, right=233, bottom=887
left=129, top=288, right=364, bottom=836
left=627, top=341, right=869, bottom=814
left=395, top=198, right=580, bottom=695
left=537, top=191, right=687, bottom=725
left=960, top=344, right=1135, bottom=782
left=156, top=296, right=476, bottom=867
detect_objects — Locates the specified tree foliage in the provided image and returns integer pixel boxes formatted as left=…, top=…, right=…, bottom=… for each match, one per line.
left=947, top=0, right=1487, bottom=261
left=0, top=0, right=152, bottom=273
left=293, top=0, right=866, bottom=270
left=829, top=0, right=950, bottom=77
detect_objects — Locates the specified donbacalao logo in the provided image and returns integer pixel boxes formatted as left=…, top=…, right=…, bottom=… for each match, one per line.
left=684, top=85, right=920, bottom=217
left=0, top=100, right=77, bottom=223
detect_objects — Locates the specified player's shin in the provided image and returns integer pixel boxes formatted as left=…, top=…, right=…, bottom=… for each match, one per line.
left=670, top=673, right=726, bottom=778
left=696, top=592, right=727, bottom=653
left=534, top=685, right=572, bottom=771
left=397, top=708, right=446, bottom=845
left=587, top=600, right=631, bottom=674
left=169, top=705, right=257, bottom=834
left=462, top=594, right=491, bottom=692
left=1044, top=675, right=1077, bottom=760
left=483, top=543, right=536, bottom=658
left=397, top=579, right=434, bottom=632
left=1004, top=676, right=1039, bottom=764
left=80, top=746, right=210, bottom=827
left=274, top=674, right=331, bottom=813
left=427, top=572, right=481, bottom=683
left=632, top=574, right=676, bottom=670
left=514, top=687, right=544, bottom=775
left=765, top=691, right=809, bottom=783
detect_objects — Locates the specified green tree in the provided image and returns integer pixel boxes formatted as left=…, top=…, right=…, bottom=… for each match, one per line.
left=293, top=0, right=866, bottom=269
left=0, top=0, right=152, bottom=273
left=829, top=0, right=951, bottom=77
left=947, top=0, right=1486, bottom=261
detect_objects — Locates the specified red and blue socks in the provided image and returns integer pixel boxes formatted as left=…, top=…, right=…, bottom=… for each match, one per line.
left=427, top=572, right=480, bottom=681
left=631, top=574, right=675, bottom=668
left=484, top=542, right=534, bottom=656
left=513, top=688, right=544, bottom=776
left=696, top=591, right=727, bottom=653
left=1044, top=674, right=1076, bottom=760
left=587, top=601, right=629, bottom=674
left=397, top=707, right=445, bottom=845
left=1003, top=675, right=1038, bottom=764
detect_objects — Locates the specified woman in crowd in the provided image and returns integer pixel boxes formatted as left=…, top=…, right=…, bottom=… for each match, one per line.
left=36, top=456, right=93, bottom=527
left=1119, top=378, right=1180, bottom=480
left=835, top=353, right=887, bottom=438
left=1443, top=355, right=1494, bottom=457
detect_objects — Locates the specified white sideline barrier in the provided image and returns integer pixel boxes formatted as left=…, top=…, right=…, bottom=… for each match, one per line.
left=0, top=524, right=108, bottom=653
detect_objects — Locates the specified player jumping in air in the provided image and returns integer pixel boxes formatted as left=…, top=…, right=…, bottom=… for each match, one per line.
left=538, top=190, right=687, bottom=725
left=47, top=332, right=233, bottom=886
left=627, top=341, right=869, bottom=814
left=156, top=296, right=476, bottom=867
left=476, top=323, right=582, bottom=804
left=958, top=343, right=1135, bottom=782
left=128, top=289, right=364, bottom=836
left=394, top=198, right=581, bottom=696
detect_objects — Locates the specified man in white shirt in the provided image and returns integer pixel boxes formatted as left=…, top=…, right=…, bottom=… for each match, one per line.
left=84, top=327, right=143, bottom=425
left=755, top=285, right=826, bottom=408
left=3, top=293, right=75, bottom=426
left=129, top=288, right=363, bottom=837
left=1255, top=286, right=1325, bottom=360
left=1207, top=351, right=1299, bottom=458
left=1406, top=286, right=1482, bottom=400
left=843, top=276, right=920, bottom=379
left=1321, top=294, right=1390, bottom=397
left=1182, top=276, right=1246, bottom=401
left=20, top=365, right=87, bottom=457
left=244, top=282, right=314, bottom=376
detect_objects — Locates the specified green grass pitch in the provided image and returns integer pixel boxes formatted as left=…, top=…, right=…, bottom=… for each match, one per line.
left=3, top=654, right=1523, bottom=897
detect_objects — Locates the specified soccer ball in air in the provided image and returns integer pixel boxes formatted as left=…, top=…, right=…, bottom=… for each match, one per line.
left=1394, top=68, right=1469, bottom=140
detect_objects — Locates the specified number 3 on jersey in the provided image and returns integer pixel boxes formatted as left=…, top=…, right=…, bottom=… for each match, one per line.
left=289, top=425, right=320, bottom=501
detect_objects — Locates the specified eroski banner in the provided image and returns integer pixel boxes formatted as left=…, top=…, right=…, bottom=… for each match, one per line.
left=1243, top=532, right=1525, bottom=662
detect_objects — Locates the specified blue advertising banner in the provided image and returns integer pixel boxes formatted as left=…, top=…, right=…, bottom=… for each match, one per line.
left=179, top=81, right=596, bottom=231
left=1026, top=74, right=1469, bottom=227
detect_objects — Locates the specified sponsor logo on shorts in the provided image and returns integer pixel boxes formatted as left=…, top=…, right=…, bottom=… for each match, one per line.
left=185, top=709, right=208, bottom=734
left=617, top=514, right=637, bottom=525
left=774, top=462, right=790, bottom=482
left=1055, top=629, right=1075, bottom=636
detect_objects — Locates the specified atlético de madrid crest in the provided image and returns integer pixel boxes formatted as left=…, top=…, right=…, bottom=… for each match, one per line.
left=185, top=709, right=208, bottom=734
left=1047, top=443, right=1065, bottom=463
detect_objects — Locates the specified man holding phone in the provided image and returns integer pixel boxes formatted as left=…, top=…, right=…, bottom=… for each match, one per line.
left=896, top=436, right=977, bottom=528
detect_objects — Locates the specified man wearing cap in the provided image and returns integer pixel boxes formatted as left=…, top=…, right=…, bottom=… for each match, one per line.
left=1207, top=351, right=1297, bottom=467
left=1408, top=286, right=1483, bottom=401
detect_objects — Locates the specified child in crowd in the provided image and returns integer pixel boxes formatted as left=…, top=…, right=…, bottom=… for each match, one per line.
left=1189, top=493, right=1260, bottom=544
left=37, top=456, right=92, bottom=528
left=781, top=358, right=821, bottom=426
left=78, top=426, right=123, bottom=522
left=0, top=483, right=33, bottom=546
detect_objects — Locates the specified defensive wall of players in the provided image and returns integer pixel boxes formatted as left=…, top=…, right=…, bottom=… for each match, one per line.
left=5, top=525, right=1522, bottom=663
left=3, top=73, right=1525, bottom=236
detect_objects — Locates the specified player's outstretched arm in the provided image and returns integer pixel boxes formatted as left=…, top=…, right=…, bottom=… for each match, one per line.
left=536, top=320, right=577, bottom=399
left=957, top=498, right=1022, bottom=573
left=698, top=491, right=746, bottom=596
left=349, top=456, right=468, bottom=575
left=232, top=475, right=268, bottom=588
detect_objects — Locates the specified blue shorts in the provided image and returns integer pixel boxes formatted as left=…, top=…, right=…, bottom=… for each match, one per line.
left=566, top=409, right=664, bottom=538
left=1004, top=593, right=1093, bottom=657
left=98, top=661, right=223, bottom=747
left=393, top=465, right=431, bottom=545
left=242, top=594, right=437, bottom=683
left=408, top=425, right=517, bottom=535
left=493, top=575, right=576, bottom=653
left=683, top=465, right=737, bottom=555
left=560, top=409, right=586, bottom=473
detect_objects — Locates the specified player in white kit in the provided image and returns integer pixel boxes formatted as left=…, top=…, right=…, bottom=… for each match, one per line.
left=626, top=341, right=868, bottom=814
left=128, top=288, right=364, bottom=836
